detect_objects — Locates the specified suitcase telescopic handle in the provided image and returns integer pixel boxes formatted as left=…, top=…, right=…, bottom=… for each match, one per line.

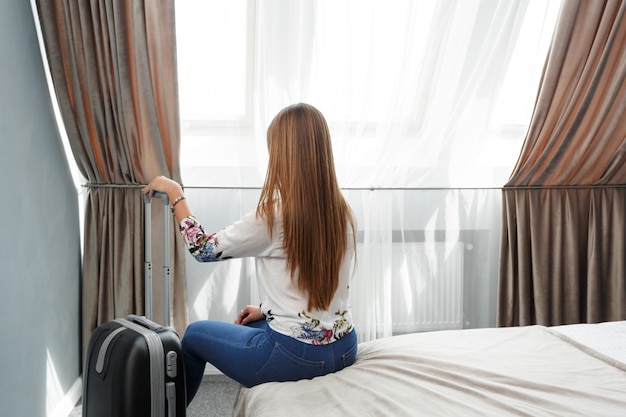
left=143, top=191, right=170, bottom=206
left=144, top=191, right=172, bottom=326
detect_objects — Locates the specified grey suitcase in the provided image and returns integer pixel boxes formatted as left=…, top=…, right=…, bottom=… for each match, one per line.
left=82, top=192, right=186, bottom=417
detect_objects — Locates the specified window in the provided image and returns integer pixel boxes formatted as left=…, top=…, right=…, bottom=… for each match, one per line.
left=175, top=0, right=252, bottom=125
left=175, top=0, right=562, bottom=188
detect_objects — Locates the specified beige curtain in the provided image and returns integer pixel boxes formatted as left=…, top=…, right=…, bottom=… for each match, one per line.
left=35, top=0, right=188, bottom=356
left=499, top=0, right=626, bottom=326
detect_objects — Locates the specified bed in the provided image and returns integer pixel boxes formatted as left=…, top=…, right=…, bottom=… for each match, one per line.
left=233, top=321, right=626, bottom=416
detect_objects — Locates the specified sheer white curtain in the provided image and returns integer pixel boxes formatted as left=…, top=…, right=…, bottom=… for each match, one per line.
left=175, top=0, right=560, bottom=342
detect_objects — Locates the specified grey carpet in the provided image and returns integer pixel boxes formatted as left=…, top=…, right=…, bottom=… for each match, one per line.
left=69, top=374, right=240, bottom=417
left=187, top=374, right=241, bottom=417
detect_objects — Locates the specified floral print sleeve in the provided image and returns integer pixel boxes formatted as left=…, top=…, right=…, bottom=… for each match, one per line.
left=179, top=216, right=225, bottom=262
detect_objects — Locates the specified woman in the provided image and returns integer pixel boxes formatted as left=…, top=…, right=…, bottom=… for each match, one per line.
left=142, top=103, right=358, bottom=404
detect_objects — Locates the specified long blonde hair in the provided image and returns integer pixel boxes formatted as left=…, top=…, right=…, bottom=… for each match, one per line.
left=257, top=103, right=356, bottom=311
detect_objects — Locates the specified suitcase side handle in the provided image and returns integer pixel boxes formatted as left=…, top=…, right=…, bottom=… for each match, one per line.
left=128, top=314, right=165, bottom=332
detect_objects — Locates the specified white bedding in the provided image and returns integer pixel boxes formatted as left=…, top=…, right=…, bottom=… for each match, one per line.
left=233, top=321, right=626, bottom=417
left=549, top=320, right=626, bottom=367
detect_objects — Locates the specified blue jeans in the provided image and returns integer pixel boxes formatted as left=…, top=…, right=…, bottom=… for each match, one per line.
left=181, top=319, right=358, bottom=404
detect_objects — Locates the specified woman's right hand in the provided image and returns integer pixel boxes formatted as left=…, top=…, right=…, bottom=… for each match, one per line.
left=235, top=305, right=265, bottom=326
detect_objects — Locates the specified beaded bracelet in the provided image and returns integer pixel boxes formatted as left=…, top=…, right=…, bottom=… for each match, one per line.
left=170, top=195, right=186, bottom=213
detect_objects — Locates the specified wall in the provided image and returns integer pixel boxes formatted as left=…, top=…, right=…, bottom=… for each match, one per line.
left=0, top=1, right=82, bottom=416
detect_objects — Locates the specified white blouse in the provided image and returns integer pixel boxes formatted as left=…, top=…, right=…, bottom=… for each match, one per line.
left=179, top=209, right=355, bottom=345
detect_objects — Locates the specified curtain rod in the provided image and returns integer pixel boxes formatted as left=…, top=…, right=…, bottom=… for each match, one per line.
left=83, top=183, right=626, bottom=191
left=83, top=183, right=501, bottom=191
left=502, top=185, right=626, bottom=190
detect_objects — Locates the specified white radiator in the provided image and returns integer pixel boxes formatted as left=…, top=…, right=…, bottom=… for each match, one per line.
left=391, top=242, right=464, bottom=333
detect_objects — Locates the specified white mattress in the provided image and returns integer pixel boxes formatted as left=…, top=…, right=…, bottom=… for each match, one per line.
left=233, top=321, right=626, bottom=417
left=549, top=320, right=626, bottom=368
